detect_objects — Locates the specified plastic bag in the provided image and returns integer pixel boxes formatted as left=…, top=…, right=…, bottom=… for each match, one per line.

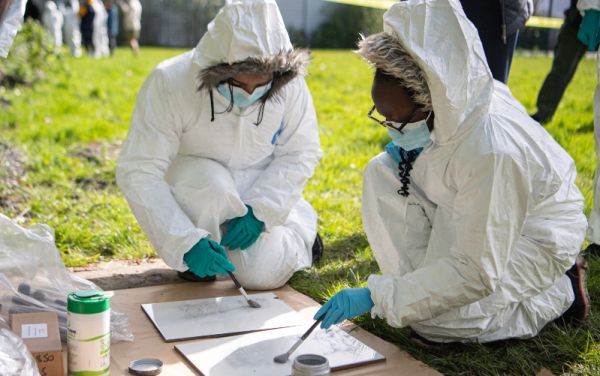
left=0, top=316, right=40, bottom=376
left=0, top=213, right=133, bottom=343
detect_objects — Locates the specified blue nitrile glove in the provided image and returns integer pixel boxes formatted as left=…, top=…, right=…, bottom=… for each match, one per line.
left=578, top=9, right=600, bottom=51
left=183, top=238, right=235, bottom=277
left=313, top=287, right=375, bottom=329
left=221, top=205, right=265, bottom=250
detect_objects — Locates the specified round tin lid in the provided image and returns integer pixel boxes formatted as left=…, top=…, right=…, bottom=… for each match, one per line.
left=128, top=358, right=163, bottom=376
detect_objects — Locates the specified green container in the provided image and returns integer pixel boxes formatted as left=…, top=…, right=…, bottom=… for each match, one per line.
left=67, top=290, right=111, bottom=314
left=67, top=290, right=111, bottom=376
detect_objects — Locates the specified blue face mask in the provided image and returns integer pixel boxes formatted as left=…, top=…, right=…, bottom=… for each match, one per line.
left=216, top=81, right=272, bottom=109
left=387, top=112, right=432, bottom=151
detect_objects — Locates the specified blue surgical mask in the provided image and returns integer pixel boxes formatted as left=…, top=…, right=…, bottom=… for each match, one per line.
left=216, top=81, right=272, bottom=109
left=387, top=112, right=432, bottom=151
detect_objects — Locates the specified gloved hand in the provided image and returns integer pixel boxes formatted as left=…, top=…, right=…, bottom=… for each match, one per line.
left=578, top=9, right=600, bottom=51
left=183, top=238, right=235, bottom=277
left=221, top=205, right=265, bottom=250
left=313, top=287, right=375, bottom=329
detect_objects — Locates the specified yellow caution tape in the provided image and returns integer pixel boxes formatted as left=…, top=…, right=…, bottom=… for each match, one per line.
left=323, top=0, right=564, bottom=29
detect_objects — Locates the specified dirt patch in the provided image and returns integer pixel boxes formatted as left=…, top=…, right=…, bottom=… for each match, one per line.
left=70, top=259, right=186, bottom=290
left=0, top=142, right=28, bottom=214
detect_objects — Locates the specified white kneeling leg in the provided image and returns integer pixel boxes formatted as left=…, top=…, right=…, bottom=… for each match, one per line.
left=165, top=157, right=247, bottom=242
left=227, top=200, right=317, bottom=290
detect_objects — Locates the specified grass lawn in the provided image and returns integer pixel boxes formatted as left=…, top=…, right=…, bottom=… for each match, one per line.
left=1, top=47, right=598, bottom=375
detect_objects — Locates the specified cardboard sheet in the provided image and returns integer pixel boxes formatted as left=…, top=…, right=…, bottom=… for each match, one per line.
left=176, top=325, right=385, bottom=375
left=108, top=282, right=441, bottom=375
left=142, top=292, right=306, bottom=341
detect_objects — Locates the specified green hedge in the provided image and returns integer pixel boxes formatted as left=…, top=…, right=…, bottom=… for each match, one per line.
left=311, top=5, right=384, bottom=49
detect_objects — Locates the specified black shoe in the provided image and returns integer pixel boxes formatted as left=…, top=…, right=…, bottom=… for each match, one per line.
left=312, top=233, right=324, bottom=264
left=177, top=270, right=216, bottom=282
left=584, top=243, right=600, bottom=256
left=409, top=330, right=445, bottom=351
left=559, top=254, right=590, bottom=325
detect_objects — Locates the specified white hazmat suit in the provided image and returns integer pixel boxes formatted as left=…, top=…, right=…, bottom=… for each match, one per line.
left=579, top=0, right=600, bottom=246
left=0, top=0, right=26, bottom=58
left=91, top=0, right=109, bottom=58
left=362, top=0, right=587, bottom=343
left=61, top=0, right=81, bottom=57
left=117, top=0, right=321, bottom=290
left=42, top=1, right=63, bottom=50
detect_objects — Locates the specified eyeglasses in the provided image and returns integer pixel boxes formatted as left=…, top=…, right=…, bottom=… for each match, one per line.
left=367, top=105, right=420, bottom=134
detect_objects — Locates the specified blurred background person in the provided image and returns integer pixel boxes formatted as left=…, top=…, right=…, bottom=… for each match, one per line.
left=79, top=0, right=95, bottom=55
left=531, top=0, right=586, bottom=124
left=104, top=0, right=118, bottom=56
left=459, top=0, right=533, bottom=84
left=91, top=0, right=108, bottom=57
left=117, top=0, right=140, bottom=55
left=42, top=0, right=63, bottom=53
left=61, top=0, right=81, bottom=57
left=0, top=0, right=26, bottom=58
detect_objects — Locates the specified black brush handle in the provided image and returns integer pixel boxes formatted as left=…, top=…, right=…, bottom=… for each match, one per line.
left=227, top=271, right=242, bottom=289
left=301, top=318, right=323, bottom=341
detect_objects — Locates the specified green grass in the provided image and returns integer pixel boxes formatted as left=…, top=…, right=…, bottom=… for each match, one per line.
left=1, top=47, right=598, bottom=375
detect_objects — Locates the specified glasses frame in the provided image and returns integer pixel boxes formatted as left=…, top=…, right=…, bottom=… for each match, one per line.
left=367, top=105, right=420, bottom=134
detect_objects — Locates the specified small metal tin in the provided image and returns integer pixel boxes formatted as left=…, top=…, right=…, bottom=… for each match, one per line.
left=128, top=358, right=163, bottom=375
left=291, top=354, right=330, bottom=376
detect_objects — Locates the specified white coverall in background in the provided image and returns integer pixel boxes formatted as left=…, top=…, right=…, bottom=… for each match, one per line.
left=61, top=0, right=81, bottom=57
left=0, top=0, right=26, bottom=58
left=91, top=0, right=108, bottom=58
left=579, top=0, right=600, bottom=245
left=362, top=0, right=587, bottom=343
left=116, top=0, right=321, bottom=290
left=42, top=1, right=63, bottom=51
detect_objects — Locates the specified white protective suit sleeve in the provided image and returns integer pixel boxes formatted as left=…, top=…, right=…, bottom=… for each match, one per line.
left=578, top=0, right=600, bottom=10
left=242, top=78, right=322, bottom=229
left=0, top=0, right=26, bottom=58
left=116, top=69, right=208, bottom=271
left=368, top=152, right=531, bottom=327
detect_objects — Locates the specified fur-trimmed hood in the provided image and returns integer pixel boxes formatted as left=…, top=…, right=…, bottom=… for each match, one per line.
left=193, top=0, right=309, bottom=97
left=358, top=0, right=494, bottom=144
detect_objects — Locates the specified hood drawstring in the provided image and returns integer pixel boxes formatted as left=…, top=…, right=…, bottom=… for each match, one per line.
left=209, top=89, right=215, bottom=122
left=397, top=149, right=420, bottom=197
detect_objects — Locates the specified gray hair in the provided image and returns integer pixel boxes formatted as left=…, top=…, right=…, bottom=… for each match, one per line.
left=357, top=33, right=432, bottom=111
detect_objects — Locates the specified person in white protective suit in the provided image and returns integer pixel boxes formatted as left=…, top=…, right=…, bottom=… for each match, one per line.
left=42, top=1, right=63, bottom=52
left=0, top=0, right=26, bottom=58
left=91, top=0, right=108, bottom=58
left=61, top=0, right=82, bottom=57
left=314, top=0, right=590, bottom=345
left=578, top=1, right=600, bottom=254
left=116, top=0, right=322, bottom=289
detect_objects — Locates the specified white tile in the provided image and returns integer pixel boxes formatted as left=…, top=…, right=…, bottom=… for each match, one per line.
left=176, top=325, right=385, bottom=375
left=141, top=293, right=307, bottom=341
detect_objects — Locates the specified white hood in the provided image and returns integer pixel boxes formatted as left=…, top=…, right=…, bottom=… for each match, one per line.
left=381, top=0, right=494, bottom=144
left=192, top=0, right=292, bottom=70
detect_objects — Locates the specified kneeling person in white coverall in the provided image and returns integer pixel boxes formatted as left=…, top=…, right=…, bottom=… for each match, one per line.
left=315, top=0, right=590, bottom=345
left=116, top=0, right=322, bottom=290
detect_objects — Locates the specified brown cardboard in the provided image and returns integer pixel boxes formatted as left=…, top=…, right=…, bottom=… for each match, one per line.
left=109, top=282, right=441, bottom=376
left=10, top=311, right=64, bottom=376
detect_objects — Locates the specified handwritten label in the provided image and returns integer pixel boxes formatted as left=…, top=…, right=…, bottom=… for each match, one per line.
left=21, top=323, right=48, bottom=339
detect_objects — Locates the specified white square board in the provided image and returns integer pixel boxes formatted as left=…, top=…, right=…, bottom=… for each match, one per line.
left=175, top=325, right=386, bottom=375
left=141, top=292, right=307, bottom=341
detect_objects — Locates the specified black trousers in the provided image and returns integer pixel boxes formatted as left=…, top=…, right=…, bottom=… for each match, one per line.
left=535, top=2, right=586, bottom=121
left=459, top=0, right=519, bottom=83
